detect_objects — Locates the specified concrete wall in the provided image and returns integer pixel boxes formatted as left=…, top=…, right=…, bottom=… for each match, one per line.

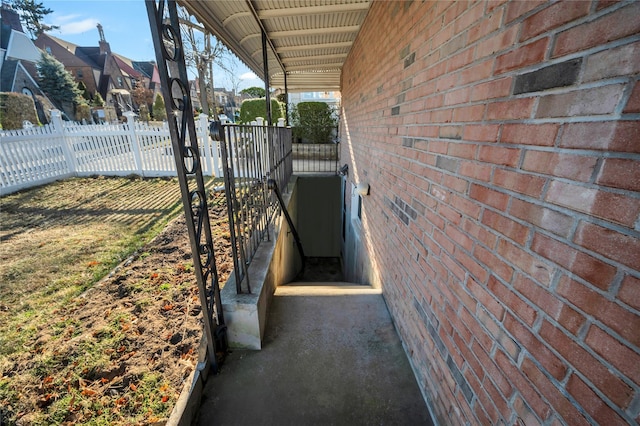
left=341, top=1, right=639, bottom=424
left=296, top=175, right=342, bottom=257
left=221, top=177, right=302, bottom=349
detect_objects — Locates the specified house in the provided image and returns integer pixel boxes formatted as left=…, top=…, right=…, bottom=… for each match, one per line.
left=0, top=3, right=54, bottom=123
left=34, top=24, right=161, bottom=119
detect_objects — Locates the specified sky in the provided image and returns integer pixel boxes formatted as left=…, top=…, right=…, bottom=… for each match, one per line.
left=39, top=0, right=264, bottom=91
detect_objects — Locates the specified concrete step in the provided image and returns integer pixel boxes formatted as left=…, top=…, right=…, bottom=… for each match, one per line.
left=277, top=281, right=382, bottom=295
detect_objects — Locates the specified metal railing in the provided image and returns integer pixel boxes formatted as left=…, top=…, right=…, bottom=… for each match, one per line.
left=219, top=124, right=293, bottom=293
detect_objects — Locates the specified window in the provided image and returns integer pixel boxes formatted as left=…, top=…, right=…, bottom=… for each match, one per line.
left=76, top=69, right=83, bottom=78
left=117, top=76, right=123, bottom=87
left=357, top=195, right=362, bottom=220
left=45, top=46, right=51, bottom=54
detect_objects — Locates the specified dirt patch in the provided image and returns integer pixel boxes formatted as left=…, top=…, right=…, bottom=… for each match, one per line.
left=0, top=177, right=232, bottom=424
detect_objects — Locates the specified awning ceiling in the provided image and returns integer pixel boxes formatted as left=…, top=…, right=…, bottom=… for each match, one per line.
left=178, top=0, right=371, bottom=92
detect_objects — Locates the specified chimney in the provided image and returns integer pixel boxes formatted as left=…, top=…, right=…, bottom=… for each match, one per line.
left=97, top=23, right=110, bottom=55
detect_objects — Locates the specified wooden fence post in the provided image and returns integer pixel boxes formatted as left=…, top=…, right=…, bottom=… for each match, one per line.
left=51, top=109, right=76, bottom=174
left=124, top=111, right=144, bottom=176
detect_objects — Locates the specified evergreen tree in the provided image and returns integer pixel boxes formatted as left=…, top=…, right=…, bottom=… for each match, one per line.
left=240, top=86, right=266, bottom=98
left=92, top=92, right=105, bottom=107
left=10, top=0, right=59, bottom=39
left=152, top=93, right=167, bottom=121
left=77, top=81, right=90, bottom=100
left=36, top=53, right=83, bottom=111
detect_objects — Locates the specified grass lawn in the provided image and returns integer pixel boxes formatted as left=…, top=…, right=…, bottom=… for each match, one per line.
left=0, top=176, right=229, bottom=424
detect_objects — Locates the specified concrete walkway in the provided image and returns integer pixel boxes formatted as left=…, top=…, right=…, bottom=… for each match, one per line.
left=196, top=283, right=434, bottom=425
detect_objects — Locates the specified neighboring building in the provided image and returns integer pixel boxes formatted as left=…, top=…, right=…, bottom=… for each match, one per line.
left=288, top=91, right=341, bottom=111
left=0, top=3, right=54, bottom=123
left=339, top=1, right=639, bottom=425
left=34, top=24, right=160, bottom=119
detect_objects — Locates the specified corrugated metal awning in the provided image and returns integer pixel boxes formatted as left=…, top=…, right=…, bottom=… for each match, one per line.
left=178, top=0, right=371, bottom=92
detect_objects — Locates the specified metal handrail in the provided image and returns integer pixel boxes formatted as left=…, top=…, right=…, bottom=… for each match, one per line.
left=219, top=123, right=293, bottom=293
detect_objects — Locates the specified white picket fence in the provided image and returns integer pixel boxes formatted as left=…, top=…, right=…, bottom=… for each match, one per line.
left=0, top=110, right=222, bottom=195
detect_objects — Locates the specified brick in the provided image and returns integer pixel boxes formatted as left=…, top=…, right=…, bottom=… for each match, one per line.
left=445, top=223, right=473, bottom=252
left=444, top=87, right=471, bottom=106
left=493, top=169, right=546, bottom=198
left=504, top=313, right=567, bottom=380
left=531, top=232, right=617, bottom=291
left=442, top=174, right=469, bottom=193
left=539, top=320, right=634, bottom=408
left=557, top=276, right=640, bottom=347
left=520, top=358, right=590, bottom=426
left=463, top=218, right=498, bottom=249
left=456, top=248, right=489, bottom=283
left=513, top=58, right=582, bottom=95
left=585, top=325, right=640, bottom=385
left=468, top=8, right=503, bottom=44
left=536, top=84, right=625, bottom=118
left=447, top=141, right=475, bottom=159
left=566, top=374, right=628, bottom=425
left=494, top=349, right=551, bottom=421
left=495, top=37, right=549, bottom=75
left=510, top=199, right=573, bottom=238
left=583, top=41, right=640, bottom=82
left=574, top=221, right=640, bottom=270
left=513, top=395, right=543, bottom=426
left=475, top=25, right=519, bottom=59
left=505, top=0, right=546, bottom=23
left=451, top=194, right=481, bottom=219
left=559, top=121, right=640, bottom=153
left=471, top=77, right=512, bottom=102
left=458, top=59, right=494, bottom=85
left=522, top=150, right=597, bottom=182
left=617, top=274, right=640, bottom=311
left=624, top=81, right=640, bottom=113
left=452, top=104, right=486, bottom=123
left=487, top=97, right=535, bottom=120
left=545, top=180, right=640, bottom=228
left=472, top=340, right=513, bottom=397
left=488, top=275, right=537, bottom=326
left=474, top=245, right=514, bottom=282
left=477, top=145, right=520, bottom=167
left=501, top=123, right=559, bottom=146
left=513, top=274, right=585, bottom=335
left=440, top=126, right=464, bottom=140
left=462, top=308, right=493, bottom=352
left=462, top=124, right=499, bottom=142
left=497, top=238, right=553, bottom=286
left=482, top=209, right=529, bottom=245
left=520, top=1, right=591, bottom=41
left=553, top=2, right=640, bottom=57
left=468, top=278, right=505, bottom=320
left=596, top=158, right=640, bottom=192
left=469, top=184, right=509, bottom=211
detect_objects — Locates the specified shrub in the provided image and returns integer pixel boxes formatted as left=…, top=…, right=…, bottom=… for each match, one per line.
left=139, top=103, right=150, bottom=122
left=0, top=92, right=39, bottom=130
left=75, top=102, right=91, bottom=122
left=152, top=93, right=167, bottom=121
left=239, top=98, right=284, bottom=124
left=291, top=101, right=337, bottom=144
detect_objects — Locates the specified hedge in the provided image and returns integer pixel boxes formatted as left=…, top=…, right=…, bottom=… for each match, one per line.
left=0, top=92, right=39, bottom=130
left=239, top=98, right=284, bottom=124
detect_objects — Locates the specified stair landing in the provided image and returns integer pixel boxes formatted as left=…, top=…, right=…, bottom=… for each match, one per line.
left=196, top=283, right=433, bottom=425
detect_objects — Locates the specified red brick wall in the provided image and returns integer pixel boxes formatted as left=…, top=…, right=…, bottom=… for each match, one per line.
left=340, top=1, right=639, bottom=424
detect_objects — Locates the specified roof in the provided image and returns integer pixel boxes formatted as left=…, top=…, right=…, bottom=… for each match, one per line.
left=178, top=0, right=371, bottom=92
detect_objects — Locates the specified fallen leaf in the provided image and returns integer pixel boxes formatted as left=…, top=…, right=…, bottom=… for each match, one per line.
left=129, top=383, right=137, bottom=391
left=161, top=395, right=169, bottom=403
